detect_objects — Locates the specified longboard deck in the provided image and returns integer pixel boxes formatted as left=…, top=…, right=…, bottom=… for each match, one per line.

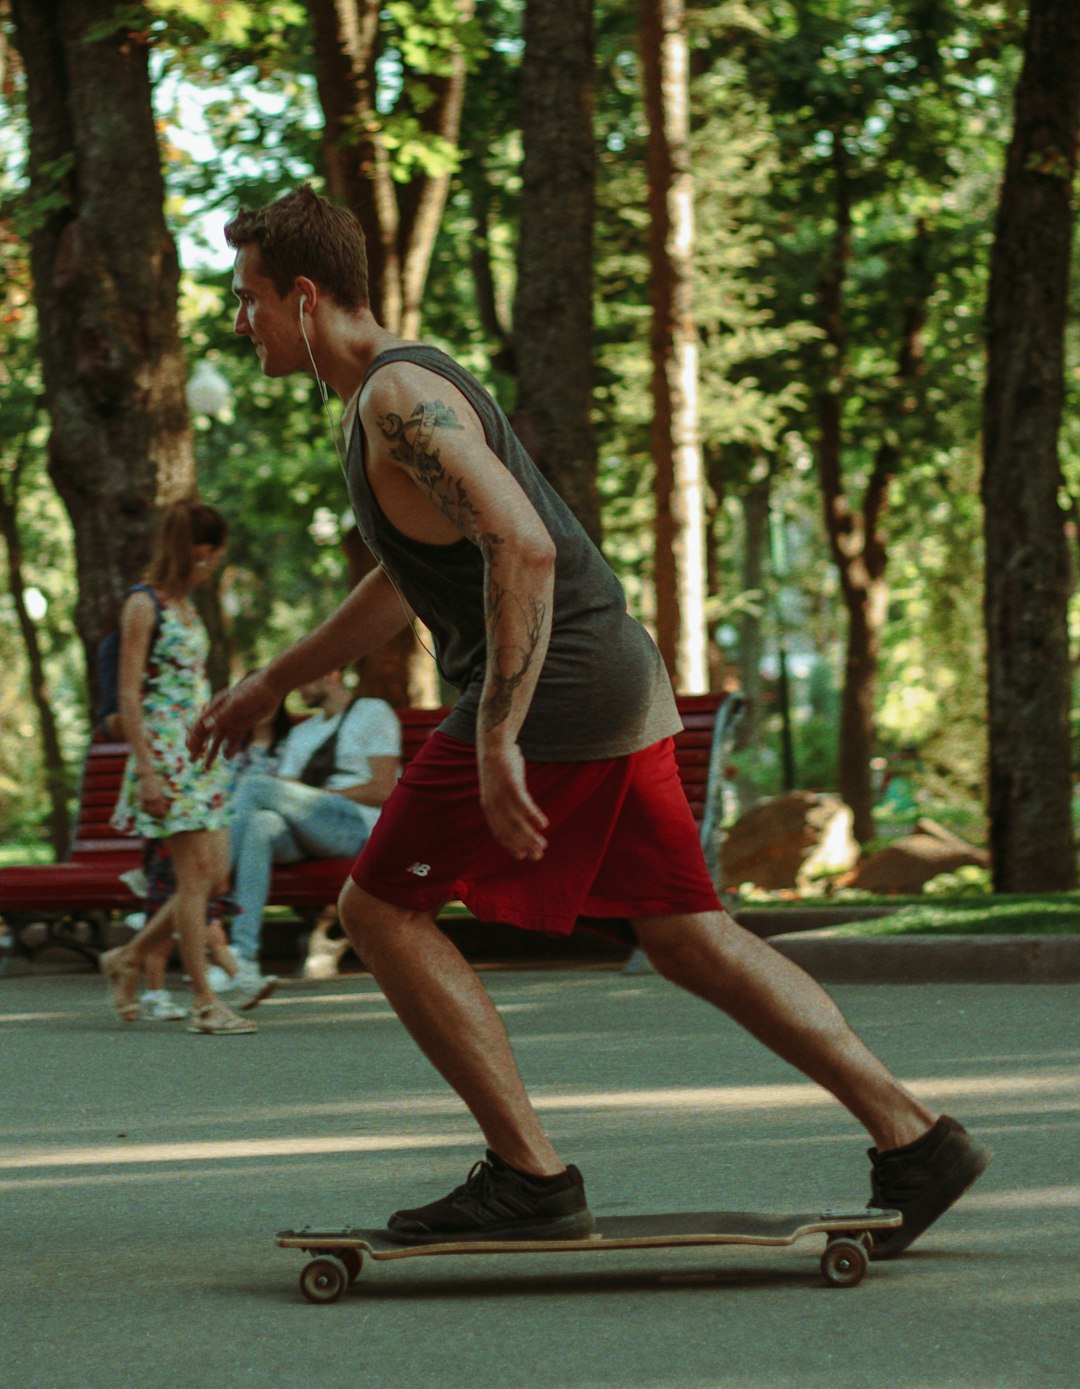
left=278, top=1208, right=901, bottom=1260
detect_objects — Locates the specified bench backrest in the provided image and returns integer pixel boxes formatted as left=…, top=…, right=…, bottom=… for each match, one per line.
left=70, top=694, right=726, bottom=864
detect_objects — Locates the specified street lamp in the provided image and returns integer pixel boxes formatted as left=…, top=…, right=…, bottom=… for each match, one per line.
left=185, top=360, right=233, bottom=417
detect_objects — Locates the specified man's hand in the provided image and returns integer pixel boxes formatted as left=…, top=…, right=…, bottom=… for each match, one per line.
left=478, top=743, right=549, bottom=862
left=188, top=670, right=282, bottom=767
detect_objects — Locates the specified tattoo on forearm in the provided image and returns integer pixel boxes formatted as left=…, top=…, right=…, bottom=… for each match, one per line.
left=480, top=583, right=548, bottom=732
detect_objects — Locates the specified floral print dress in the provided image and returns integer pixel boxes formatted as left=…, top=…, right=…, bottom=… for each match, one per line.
left=111, top=600, right=232, bottom=838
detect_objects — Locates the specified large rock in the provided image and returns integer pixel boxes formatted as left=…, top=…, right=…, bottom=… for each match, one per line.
left=845, top=819, right=988, bottom=894
left=720, top=791, right=859, bottom=890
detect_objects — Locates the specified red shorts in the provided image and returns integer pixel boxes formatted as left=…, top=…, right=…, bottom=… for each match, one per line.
left=350, top=732, right=721, bottom=936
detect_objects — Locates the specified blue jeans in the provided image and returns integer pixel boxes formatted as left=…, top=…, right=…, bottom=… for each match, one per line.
left=229, top=775, right=373, bottom=962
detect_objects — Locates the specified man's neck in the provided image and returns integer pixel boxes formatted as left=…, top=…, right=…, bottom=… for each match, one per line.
left=320, top=318, right=411, bottom=404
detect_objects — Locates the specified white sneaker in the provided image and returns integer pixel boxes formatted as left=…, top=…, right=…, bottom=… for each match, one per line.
left=141, top=990, right=187, bottom=1021
left=207, top=965, right=237, bottom=993
left=233, top=957, right=267, bottom=988
left=230, top=958, right=278, bottom=1010
left=236, top=972, right=279, bottom=1011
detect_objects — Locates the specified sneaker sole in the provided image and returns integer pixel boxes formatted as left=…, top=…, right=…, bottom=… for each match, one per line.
left=238, top=977, right=280, bottom=1011
left=186, top=1024, right=258, bottom=1034
left=382, top=1209, right=598, bottom=1247
left=870, top=1142, right=991, bottom=1261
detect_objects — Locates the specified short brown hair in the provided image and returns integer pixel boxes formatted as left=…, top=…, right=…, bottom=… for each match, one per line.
left=224, top=185, right=369, bottom=310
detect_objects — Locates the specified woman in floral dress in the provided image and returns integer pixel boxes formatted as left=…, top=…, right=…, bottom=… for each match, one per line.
left=101, top=500, right=254, bottom=1034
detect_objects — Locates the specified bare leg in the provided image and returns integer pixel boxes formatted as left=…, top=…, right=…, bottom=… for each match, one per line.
left=633, top=910, right=935, bottom=1151
left=168, top=828, right=230, bottom=1008
left=206, top=920, right=239, bottom=979
left=339, top=881, right=564, bottom=1176
left=144, top=935, right=174, bottom=991
left=102, top=898, right=177, bottom=1016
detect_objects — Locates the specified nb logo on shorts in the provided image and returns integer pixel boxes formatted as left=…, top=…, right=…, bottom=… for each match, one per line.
left=407, top=862, right=432, bottom=878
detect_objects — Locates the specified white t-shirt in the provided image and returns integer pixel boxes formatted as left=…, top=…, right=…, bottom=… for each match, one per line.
left=275, top=699, right=401, bottom=792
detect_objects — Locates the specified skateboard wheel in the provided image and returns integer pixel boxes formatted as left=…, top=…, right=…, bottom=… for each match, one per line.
left=829, top=1229, right=875, bottom=1256
left=300, top=1255, right=350, bottom=1304
left=820, top=1237, right=868, bottom=1288
left=339, top=1248, right=363, bottom=1284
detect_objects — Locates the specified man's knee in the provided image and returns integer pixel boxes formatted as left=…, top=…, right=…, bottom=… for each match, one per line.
left=633, top=910, right=741, bottom=979
left=338, top=879, right=423, bottom=951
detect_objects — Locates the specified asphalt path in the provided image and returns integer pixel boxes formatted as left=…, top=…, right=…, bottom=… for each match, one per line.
left=1, top=966, right=1077, bottom=1388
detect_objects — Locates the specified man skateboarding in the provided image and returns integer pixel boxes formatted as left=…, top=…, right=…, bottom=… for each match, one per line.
left=191, top=185, right=989, bottom=1258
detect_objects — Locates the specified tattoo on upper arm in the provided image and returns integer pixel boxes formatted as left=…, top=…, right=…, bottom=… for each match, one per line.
left=377, top=398, right=548, bottom=732
left=377, top=401, right=501, bottom=551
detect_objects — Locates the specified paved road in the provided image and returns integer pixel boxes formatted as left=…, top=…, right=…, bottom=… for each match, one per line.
left=1, top=966, right=1077, bottom=1388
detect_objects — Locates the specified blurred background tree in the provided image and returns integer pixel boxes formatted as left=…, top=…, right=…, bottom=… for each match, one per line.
left=0, top=0, right=1075, bottom=883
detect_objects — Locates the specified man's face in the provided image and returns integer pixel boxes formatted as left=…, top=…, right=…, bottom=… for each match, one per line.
left=232, top=245, right=303, bottom=378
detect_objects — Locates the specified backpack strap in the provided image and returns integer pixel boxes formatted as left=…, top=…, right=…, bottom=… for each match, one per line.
left=127, top=583, right=165, bottom=630
left=296, top=696, right=360, bottom=788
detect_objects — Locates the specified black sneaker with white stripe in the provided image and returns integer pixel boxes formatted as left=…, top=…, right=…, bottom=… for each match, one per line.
left=384, top=1150, right=595, bottom=1245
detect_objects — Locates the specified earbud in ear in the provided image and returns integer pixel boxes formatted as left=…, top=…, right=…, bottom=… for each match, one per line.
left=299, top=293, right=308, bottom=311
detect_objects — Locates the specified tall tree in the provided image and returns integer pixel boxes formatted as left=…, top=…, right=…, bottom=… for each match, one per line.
left=308, top=0, right=475, bottom=338
left=9, top=0, right=195, bottom=709
left=305, top=0, right=476, bottom=704
left=0, top=445, right=71, bottom=858
left=743, top=2, right=1002, bottom=838
left=639, top=0, right=707, bottom=690
left=982, top=0, right=1080, bottom=891
left=511, top=0, right=600, bottom=542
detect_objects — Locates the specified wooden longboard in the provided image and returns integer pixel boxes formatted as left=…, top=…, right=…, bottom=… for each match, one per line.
left=278, top=1207, right=902, bottom=1302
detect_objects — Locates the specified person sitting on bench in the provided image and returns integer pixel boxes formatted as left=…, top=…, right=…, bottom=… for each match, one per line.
left=223, top=669, right=400, bottom=990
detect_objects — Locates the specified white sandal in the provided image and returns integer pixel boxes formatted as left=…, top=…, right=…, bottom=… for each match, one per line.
left=187, top=1002, right=257, bottom=1035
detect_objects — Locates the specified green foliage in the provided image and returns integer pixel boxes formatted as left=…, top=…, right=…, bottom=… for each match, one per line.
left=922, top=864, right=991, bottom=896
left=1, top=0, right=1074, bottom=862
left=0, top=295, right=85, bottom=840
left=818, top=893, right=1080, bottom=936
left=180, top=276, right=353, bottom=667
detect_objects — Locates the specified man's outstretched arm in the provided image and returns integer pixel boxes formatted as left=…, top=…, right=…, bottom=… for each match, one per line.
left=189, top=566, right=410, bottom=765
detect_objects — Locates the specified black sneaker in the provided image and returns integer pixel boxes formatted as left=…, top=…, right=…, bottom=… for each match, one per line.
left=868, top=1115, right=991, bottom=1260
left=384, top=1150, right=596, bottom=1245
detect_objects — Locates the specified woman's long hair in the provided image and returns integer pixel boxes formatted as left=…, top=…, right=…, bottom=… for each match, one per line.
left=145, top=501, right=227, bottom=594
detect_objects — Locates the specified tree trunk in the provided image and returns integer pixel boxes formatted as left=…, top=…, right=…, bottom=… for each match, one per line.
left=10, top=0, right=195, bottom=714
left=511, top=0, right=600, bottom=543
left=0, top=456, right=71, bottom=858
left=308, top=0, right=474, bottom=336
left=733, top=466, right=770, bottom=802
left=982, top=0, right=1080, bottom=891
left=464, top=157, right=515, bottom=374
left=639, top=0, right=707, bottom=691
left=816, top=150, right=931, bottom=843
left=307, top=0, right=473, bottom=705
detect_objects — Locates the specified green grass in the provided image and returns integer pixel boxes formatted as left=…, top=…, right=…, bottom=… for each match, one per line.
left=0, top=841, right=54, bottom=868
left=803, top=894, right=1080, bottom=938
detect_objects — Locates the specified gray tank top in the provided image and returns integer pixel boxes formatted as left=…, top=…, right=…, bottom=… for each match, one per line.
left=345, top=345, right=680, bottom=761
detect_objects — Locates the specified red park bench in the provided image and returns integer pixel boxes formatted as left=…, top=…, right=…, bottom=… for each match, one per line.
left=0, top=693, right=738, bottom=967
